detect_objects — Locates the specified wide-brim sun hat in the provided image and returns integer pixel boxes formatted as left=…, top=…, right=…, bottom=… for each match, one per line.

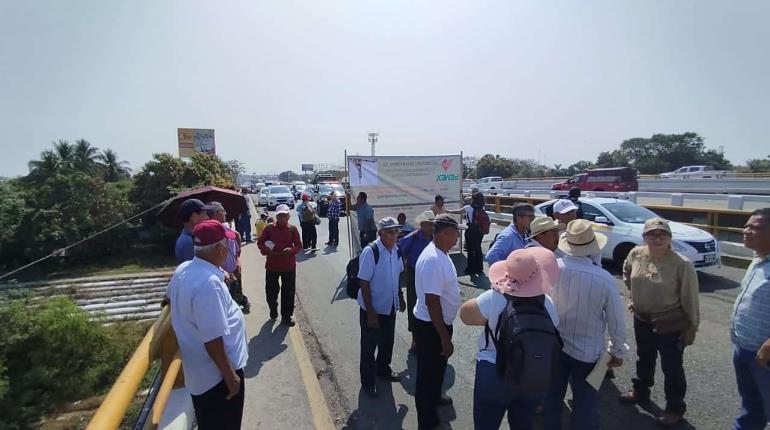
left=527, top=216, right=561, bottom=240
left=558, top=219, right=607, bottom=257
left=275, top=204, right=291, bottom=214
left=415, top=210, right=436, bottom=225
left=488, top=247, right=559, bottom=297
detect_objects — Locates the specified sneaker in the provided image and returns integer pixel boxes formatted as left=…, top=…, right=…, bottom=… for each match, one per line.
left=656, top=412, right=683, bottom=427
left=619, top=390, right=650, bottom=404
left=241, top=304, right=251, bottom=315
left=377, top=371, right=401, bottom=382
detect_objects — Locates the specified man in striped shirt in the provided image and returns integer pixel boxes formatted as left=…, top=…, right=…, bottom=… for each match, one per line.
left=326, top=192, right=342, bottom=247
left=543, top=219, right=626, bottom=430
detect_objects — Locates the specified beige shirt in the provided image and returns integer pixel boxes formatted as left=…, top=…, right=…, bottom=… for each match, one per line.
left=623, top=246, right=700, bottom=329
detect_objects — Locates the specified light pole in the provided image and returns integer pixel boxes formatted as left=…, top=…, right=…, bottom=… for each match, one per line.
left=368, top=132, right=379, bottom=156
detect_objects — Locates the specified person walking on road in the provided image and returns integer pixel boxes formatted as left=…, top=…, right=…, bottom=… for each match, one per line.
left=731, top=208, right=770, bottom=430
left=618, top=218, right=699, bottom=427
left=543, top=219, right=626, bottom=430
left=353, top=192, right=377, bottom=247
left=398, top=210, right=436, bottom=354
left=297, top=194, right=318, bottom=251
left=460, top=247, right=561, bottom=430
left=485, top=203, right=534, bottom=266
left=257, top=204, right=303, bottom=327
left=326, top=192, right=342, bottom=247
left=237, top=188, right=253, bottom=243
left=525, top=217, right=563, bottom=256
left=445, top=192, right=489, bottom=276
left=166, top=220, right=248, bottom=430
left=414, top=214, right=467, bottom=430
left=175, top=199, right=213, bottom=263
left=357, top=217, right=406, bottom=397
left=207, top=202, right=251, bottom=314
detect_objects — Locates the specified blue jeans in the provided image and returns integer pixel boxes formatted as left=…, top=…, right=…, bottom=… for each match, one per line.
left=543, top=352, right=599, bottom=430
left=474, top=360, right=536, bottom=430
left=733, top=346, right=770, bottom=430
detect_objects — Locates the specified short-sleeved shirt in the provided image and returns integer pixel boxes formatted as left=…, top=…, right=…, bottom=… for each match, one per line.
left=175, top=229, right=195, bottom=263
left=398, top=231, right=433, bottom=269
left=485, top=224, right=529, bottom=265
left=731, top=256, right=770, bottom=351
left=221, top=227, right=239, bottom=273
left=356, top=203, right=376, bottom=232
left=475, top=290, right=559, bottom=363
left=357, top=238, right=404, bottom=315
left=414, top=242, right=460, bottom=325
left=166, top=258, right=248, bottom=395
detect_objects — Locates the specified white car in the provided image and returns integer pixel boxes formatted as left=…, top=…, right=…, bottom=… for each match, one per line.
left=266, top=185, right=295, bottom=210
left=258, top=188, right=269, bottom=206
left=535, top=197, right=720, bottom=269
left=659, top=165, right=735, bottom=179
left=476, top=176, right=504, bottom=194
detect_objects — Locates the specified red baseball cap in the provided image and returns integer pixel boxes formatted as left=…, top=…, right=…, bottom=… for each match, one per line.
left=193, top=220, right=237, bottom=246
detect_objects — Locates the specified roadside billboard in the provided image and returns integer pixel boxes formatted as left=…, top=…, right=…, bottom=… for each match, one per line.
left=301, top=163, right=314, bottom=171
left=178, top=128, right=216, bottom=157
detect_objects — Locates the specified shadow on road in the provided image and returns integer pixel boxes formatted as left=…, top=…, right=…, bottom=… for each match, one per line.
left=244, top=319, right=289, bottom=378
left=342, top=384, right=408, bottom=430
left=330, top=276, right=350, bottom=304
left=697, top=271, right=740, bottom=293
left=593, top=378, right=697, bottom=430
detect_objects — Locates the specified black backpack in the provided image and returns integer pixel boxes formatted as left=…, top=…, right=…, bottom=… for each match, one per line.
left=345, top=243, right=402, bottom=299
left=485, top=295, right=563, bottom=396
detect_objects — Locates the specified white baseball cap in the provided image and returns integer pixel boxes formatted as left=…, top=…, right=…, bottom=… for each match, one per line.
left=553, top=199, right=579, bottom=214
left=275, top=204, right=291, bottom=214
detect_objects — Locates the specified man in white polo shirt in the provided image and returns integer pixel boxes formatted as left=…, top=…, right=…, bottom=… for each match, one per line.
left=166, top=219, right=249, bottom=430
left=413, top=214, right=467, bottom=430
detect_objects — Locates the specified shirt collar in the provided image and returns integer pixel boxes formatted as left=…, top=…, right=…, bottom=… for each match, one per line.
left=191, top=256, right=225, bottom=280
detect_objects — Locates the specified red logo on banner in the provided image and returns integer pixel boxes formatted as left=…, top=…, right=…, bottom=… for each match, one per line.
left=442, top=159, right=453, bottom=171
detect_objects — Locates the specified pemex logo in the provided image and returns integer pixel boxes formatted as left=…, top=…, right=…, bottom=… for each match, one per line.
left=436, top=158, right=459, bottom=181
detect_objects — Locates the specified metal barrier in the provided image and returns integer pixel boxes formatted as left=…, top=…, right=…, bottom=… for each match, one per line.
left=87, top=306, right=183, bottom=430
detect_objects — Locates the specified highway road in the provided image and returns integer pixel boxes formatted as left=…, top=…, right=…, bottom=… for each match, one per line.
left=490, top=177, right=770, bottom=195
left=271, top=217, right=750, bottom=430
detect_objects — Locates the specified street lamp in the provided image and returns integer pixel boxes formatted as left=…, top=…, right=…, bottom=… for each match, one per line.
left=368, top=132, right=379, bottom=156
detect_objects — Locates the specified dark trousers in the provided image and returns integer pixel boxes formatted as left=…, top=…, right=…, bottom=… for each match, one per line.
left=632, top=317, right=687, bottom=414
left=733, top=346, right=770, bottom=430
left=300, top=221, right=317, bottom=248
left=360, top=230, right=376, bottom=247
left=474, top=360, right=537, bottom=430
left=239, top=217, right=252, bottom=242
left=226, top=276, right=250, bottom=308
left=415, top=319, right=453, bottom=429
left=190, top=368, right=245, bottom=430
left=359, top=307, right=397, bottom=387
left=465, top=229, right=484, bottom=274
left=328, top=217, right=340, bottom=245
left=543, top=352, right=599, bottom=430
left=405, top=268, right=417, bottom=332
left=265, top=270, right=296, bottom=320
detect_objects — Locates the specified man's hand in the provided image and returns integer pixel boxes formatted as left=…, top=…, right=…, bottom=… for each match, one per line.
left=282, top=247, right=293, bottom=255
left=367, top=311, right=380, bottom=329
left=440, top=336, right=454, bottom=358
left=223, top=370, right=241, bottom=400
left=399, top=294, right=406, bottom=312
left=607, top=355, right=624, bottom=368
left=680, top=328, right=697, bottom=346
left=756, top=338, right=770, bottom=368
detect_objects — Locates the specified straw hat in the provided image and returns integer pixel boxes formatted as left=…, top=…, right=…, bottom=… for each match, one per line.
left=488, top=247, right=559, bottom=297
left=527, top=217, right=561, bottom=240
left=558, top=219, right=607, bottom=257
left=415, top=210, right=436, bottom=226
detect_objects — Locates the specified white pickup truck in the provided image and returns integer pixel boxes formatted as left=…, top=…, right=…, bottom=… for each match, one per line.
left=475, top=176, right=504, bottom=193
left=659, top=165, right=735, bottom=179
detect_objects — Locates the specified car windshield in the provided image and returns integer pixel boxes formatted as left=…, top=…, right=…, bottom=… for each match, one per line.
left=295, top=185, right=306, bottom=191
left=602, top=202, right=658, bottom=224
left=319, top=185, right=344, bottom=194
left=270, top=186, right=290, bottom=194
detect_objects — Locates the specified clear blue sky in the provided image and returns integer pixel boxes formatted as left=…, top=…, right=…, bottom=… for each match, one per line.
left=1, top=0, right=768, bottom=176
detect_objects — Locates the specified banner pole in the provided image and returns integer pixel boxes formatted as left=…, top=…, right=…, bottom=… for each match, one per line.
left=459, top=151, right=464, bottom=255
left=344, top=150, right=353, bottom=259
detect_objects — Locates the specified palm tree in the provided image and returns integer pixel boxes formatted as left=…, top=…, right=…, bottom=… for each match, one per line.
left=28, top=149, right=61, bottom=178
left=97, top=149, right=132, bottom=181
left=73, top=139, right=100, bottom=173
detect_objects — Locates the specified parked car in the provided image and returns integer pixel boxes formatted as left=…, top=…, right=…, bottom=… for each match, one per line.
left=551, top=167, right=638, bottom=192
left=314, top=183, right=346, bottom=216
left=266, top=185, right=295, bottom=210
left=476, top=176, right=504, bottom=194
left=535, top=197, right=720, bottom=269
left=258, top=188, right=269, bottom=206
left=659, top=165, right=735, bottom=179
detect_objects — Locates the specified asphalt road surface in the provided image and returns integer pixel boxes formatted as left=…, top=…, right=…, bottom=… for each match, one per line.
left=497, top=177, right=770, bottom=195
left=283, top=218, right=748, bottom=430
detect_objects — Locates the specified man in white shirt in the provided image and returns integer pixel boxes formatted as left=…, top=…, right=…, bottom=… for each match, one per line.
left=543, top=219, right=626, bottom=430
left=413, top=214, right=467, bottom=430
left=357, top=217, right=406, bottom=397
left=165, top=220, right=249, bottom=430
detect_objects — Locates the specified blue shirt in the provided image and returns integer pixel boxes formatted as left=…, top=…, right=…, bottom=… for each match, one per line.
left=399, top=230, right=433, bottom=269
left=356, top=203, right=376, bottom=232
left=485, top=224, right=529, bottom=265
left=175, top=229, right=195, bottom=263
left=327, top=199, right=342, bottom=220
left=731, top=256, right=770, bottom=351
left=357, top=238, right=404, bottom=315
left=221, top=227, right=239, bottom=273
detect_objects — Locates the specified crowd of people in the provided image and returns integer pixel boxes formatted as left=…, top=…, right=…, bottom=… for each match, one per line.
left=162, top=185, right=769, bottom=430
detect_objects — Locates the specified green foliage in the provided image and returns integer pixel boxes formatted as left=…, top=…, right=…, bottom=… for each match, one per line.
left=181, top=153, right=235, bottom=189
left=746, top=155, right=770, bottom=173
left=278, top=170, right=299, bottom=182
left=0, top=296, right=145, bottom=429
left=604, top=132, right=731, bottom=174
left=0, top=181, right=29, bottom=266
left=130, top=153, right=186, bottom=212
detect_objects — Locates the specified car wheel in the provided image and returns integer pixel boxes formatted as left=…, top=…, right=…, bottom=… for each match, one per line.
left=613, top=243, right=636, bottom=267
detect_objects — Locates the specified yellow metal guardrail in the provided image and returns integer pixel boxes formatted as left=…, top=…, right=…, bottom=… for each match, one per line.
left=87, top=306, right=182, bottom=430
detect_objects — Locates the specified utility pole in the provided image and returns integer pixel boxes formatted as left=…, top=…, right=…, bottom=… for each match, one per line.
left=368, top=132, right=379, bottom=156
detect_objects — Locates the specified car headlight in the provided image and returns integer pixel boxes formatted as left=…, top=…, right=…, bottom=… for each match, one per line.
left=671, top=240, right=689, bottom=253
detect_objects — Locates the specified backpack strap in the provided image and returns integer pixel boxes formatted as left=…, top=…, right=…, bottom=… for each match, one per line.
left=369, top=242, right=380, bottom=265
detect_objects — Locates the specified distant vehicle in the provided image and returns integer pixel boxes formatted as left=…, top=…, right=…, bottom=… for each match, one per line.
left=254, top=182, right=266, bottom=192
left=312, top=173, right=338, bottom=185
left=314, top=183, right=346, bottom=216
left=266, top=185, right=295, bottom=210
left=552, top=167, right=638, bottom=192
left=292, top=184, right=307, bottom=199
left=535, top=197, right=720, bottom=269
left=258, top=188, right=269, bottom=206
left=476, top=176, right=504, bottom=194
left=462, top=179, right=476, bottom=194
left=659, top=165, right=735, bottom=179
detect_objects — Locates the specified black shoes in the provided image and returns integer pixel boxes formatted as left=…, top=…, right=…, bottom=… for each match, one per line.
left=269, top=309, right=278, bottom=320
left=437, top=394, right=453, bottom=406
left=282, top=317, right=296, bottom=327
left=377, top=371, right=401, bottom=382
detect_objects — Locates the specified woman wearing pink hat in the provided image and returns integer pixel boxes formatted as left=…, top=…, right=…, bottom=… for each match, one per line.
left=459, top=247, right=562, bottom=430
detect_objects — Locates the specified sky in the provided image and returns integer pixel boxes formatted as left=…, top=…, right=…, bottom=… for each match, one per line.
left=1, top=1, right=768, bottom=177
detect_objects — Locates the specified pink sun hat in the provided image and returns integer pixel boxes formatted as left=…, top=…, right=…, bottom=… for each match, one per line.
left=488, top=247, right=559, bottom=297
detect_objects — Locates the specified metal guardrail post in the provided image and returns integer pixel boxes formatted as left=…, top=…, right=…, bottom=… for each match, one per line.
left=494, top=197, right=501, bottom=213
left=727, top=195, right=744, bottom=211
left=671, top=193, right=684, bottom=206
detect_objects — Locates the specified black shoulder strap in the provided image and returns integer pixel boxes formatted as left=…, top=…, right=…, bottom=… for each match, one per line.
left=369, top=242, right=380, bottom=265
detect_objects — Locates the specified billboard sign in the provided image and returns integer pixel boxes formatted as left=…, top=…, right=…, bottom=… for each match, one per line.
left=178, top=128, right=216, bottom=157
left=301, top=163, right=314, bottom=172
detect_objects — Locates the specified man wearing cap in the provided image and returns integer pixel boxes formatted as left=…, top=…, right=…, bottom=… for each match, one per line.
left=357, top=217, right=406, bottom=397
left=414, top=214, right=467, bottom=430
left=543, top=219, right=626, bottom=430
left=175, top=199, right=214, bottom=264
left=166, top=220, right=248, bottom=430
left=207, top=202, right=251, bottom=314
left=399, top=210, right=436, bottom=354
left=257, top=204, right=303, bottom=326
left=485, top=203, right=535, bottom=266
left=526, top=216, right=564, bottom=256
left=552, top=199, right=579, bottom=226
